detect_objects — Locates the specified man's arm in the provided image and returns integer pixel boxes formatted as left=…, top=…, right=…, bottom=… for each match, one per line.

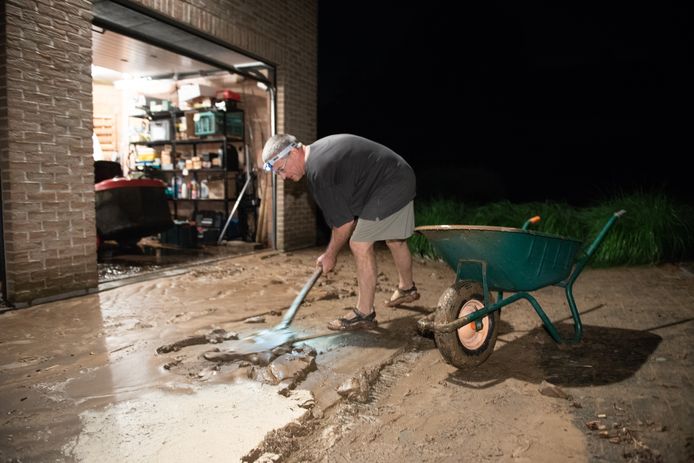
left=316, top=219, right=355, bottom=273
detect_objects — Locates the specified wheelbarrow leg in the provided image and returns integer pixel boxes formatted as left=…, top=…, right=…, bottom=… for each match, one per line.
left=520, top=292, right=582, bottom=344
left=563, top=284, right=583, bottom=343
left=549, top=210, right=626, bottom=343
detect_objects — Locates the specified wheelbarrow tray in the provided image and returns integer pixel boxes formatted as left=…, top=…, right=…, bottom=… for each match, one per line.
left=416, top=225, right=582, bottom=292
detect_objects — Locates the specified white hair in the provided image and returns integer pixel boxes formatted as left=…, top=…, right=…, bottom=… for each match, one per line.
left=261, top=134, right=299, bottom=163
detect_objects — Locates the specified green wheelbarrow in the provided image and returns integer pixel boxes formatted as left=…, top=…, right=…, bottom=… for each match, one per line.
left=416, top=210, right=626, bottom=369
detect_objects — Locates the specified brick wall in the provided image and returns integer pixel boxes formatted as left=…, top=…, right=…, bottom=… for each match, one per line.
left=130, top=0, right=319, bottom=250
left=0, top=0, right=6, bottom=295
left=0, top=0, right=97, bottom=306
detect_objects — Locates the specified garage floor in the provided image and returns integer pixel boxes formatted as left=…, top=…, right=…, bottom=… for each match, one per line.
left=98, top=238, right=262, bottom=284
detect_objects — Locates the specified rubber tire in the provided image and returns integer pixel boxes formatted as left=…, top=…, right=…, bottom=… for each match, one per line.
left=434, top=280, right=499, bottom=369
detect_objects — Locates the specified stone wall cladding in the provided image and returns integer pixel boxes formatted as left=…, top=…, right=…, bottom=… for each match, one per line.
left=1, top=0, right=97, bottom=305
left=131, top=0, right=319, bottom=250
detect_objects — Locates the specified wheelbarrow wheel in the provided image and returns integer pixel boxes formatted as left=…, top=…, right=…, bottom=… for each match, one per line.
left=434, top=280, right=499, bottom=368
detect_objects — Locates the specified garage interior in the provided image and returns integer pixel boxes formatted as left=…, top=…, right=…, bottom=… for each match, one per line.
left=90, top=3, right=275, bottom=284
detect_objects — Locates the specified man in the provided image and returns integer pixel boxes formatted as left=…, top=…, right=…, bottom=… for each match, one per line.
left=261, top=133, right=420, bottom=331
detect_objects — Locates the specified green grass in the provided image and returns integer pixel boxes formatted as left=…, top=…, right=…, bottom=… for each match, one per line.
left=408, top=197, right=468, bottom=258
left=410, top=192, right=694, bottom=267
left=580, top=192, right=694, bottom=266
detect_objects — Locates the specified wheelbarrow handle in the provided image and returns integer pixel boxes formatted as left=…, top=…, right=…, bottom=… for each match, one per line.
left=522, top=215, right=542, bottom=230
left=586, top=210, right=627, bottom=257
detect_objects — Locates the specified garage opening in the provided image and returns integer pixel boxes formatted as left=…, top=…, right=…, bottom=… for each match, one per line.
left=91, top=1, right=275, bottom=284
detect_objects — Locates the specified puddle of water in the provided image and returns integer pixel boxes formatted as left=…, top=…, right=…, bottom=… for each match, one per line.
left=63, top=383, right=312, bottom=462
left=65, top=348, right=169, bottom=407
left=98, top=243, right=205, bottom=281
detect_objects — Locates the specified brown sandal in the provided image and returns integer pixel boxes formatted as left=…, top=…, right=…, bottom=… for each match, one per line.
left=327, top=308, right=377, bottom=331
left=385, top=283, right=420, bottom=307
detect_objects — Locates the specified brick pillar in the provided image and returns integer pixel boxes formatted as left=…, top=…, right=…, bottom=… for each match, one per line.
left=0, top=0, right=97, bottom=306
left=275, top=178, right=316, bottom=250
left=275, top=47, right=318, bottom=250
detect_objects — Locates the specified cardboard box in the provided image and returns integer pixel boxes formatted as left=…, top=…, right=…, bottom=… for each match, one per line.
left=178, top=84, right=216, bottom=103
left=185, top=112, right=196, bottom=138
left=207, top=174, right=237, bottom=200
left=149, top=120, right=171, bottom=141
left=161, top=150, right=172, bottom=166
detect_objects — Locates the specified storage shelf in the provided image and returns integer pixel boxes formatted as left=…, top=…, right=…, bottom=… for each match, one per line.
left=167, top=198, right=231, bottom=202
left=130, top=108, right=242, bottom=119
left=160, top=169, right=227, bottom=173
left=131, top=137, right=231, bottom=147
left=129, top=107, right=247, bottom=223
left=130, top=109, right=184, bottom=120
left=176, top=138, right=232, bottom=145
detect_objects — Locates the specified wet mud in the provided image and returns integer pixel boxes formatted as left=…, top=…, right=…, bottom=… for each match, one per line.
left=1, top=246, right=692, bottom=462
left=156, top=328, right=239, bottom=353
left=1, top=248, right=343, bottom=461
left=242, top=261, right=694, bottom=463
left=158, top=333, right=318, bottom=393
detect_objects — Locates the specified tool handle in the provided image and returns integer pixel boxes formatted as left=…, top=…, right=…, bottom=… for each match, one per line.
left=277, top=267, right=323, bottom=329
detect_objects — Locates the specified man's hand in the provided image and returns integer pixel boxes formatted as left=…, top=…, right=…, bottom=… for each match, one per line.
left=316, top=252, right=337, bottom=273
left=317, top=220, right=354, bottom=274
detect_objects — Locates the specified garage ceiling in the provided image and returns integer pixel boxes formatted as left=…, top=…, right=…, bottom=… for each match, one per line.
left=92, top=28, right=220, bottom=79
left=92, top=0, right=272, bottom=84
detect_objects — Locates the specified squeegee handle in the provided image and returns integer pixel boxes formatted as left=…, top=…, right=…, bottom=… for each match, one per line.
left=277, top=267, right=323, bottom=329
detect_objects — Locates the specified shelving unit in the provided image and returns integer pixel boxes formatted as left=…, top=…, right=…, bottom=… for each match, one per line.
left=128, top=105, right=257, bottom=242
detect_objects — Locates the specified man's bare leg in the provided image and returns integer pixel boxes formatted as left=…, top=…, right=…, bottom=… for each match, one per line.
left=349, top=240, right=377, bottom=315
left=386, top=239, right=414, bottom=289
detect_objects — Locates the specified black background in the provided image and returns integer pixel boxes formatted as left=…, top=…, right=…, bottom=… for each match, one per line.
left=317, top=3, right=691, bottom=204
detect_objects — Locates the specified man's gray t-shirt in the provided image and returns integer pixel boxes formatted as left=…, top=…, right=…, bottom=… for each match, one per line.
left=305, top=134, right=416, bottom=228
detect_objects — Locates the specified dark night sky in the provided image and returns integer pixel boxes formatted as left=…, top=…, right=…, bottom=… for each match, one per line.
left=317, top=3, right=691, bottom=204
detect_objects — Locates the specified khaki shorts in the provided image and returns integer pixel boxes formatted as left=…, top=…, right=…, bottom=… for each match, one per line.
left=351, top=201, right=415, bottom=242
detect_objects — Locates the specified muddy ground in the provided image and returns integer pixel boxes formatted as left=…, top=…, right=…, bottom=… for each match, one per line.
left=0, top=245, right=692, bottom=462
